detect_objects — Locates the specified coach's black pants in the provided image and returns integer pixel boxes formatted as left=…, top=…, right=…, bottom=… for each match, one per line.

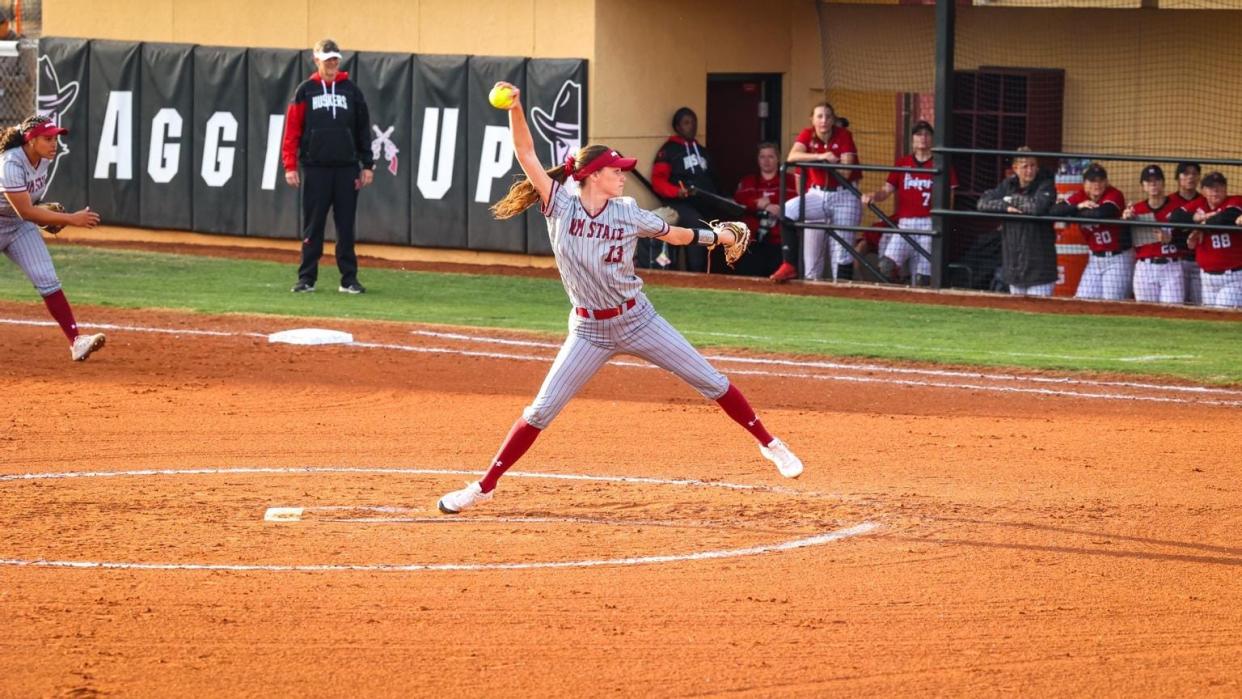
left=297, top=165, right=360, bottom=286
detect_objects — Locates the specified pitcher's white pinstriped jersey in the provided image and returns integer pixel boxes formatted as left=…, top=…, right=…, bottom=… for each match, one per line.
left=0, top=147, right=51, bottom=225
left=541, top=179, right=669, bottom=309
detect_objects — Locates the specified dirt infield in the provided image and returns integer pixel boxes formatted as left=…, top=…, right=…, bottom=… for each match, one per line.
left=2, top=298, right=1240, bottom=697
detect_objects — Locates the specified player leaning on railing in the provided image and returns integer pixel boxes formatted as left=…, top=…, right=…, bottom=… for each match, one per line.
left=436, top=81, right=803, bottom=515
left=1168, top=171, right=1242, bottom=308
left=0, top=115, right=105, bottom=361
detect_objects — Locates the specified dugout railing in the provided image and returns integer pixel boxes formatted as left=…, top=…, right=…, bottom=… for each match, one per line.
left=779, top=150, right=1242, bottom=297
left=931, top=146, right=1242, bottom=283
left=778, top=160, right=944, bottom=286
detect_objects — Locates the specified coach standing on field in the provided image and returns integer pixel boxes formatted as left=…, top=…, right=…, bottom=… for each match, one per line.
left=282, top=38, right=374, bottom=294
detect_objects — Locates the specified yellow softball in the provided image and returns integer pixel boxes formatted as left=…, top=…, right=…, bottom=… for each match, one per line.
left=488, top=84, right=516, bottom=110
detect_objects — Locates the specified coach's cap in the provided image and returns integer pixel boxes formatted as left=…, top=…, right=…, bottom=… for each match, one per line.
left=1082, top=163, right=1108, bottom=181
left=1175, top=161, right=1201, bottom=177
left=911, top=120, right=934, bottom=135
left=313, top=38, right=342, bottom=61
left=1201, top=171, right=1227, bottom=188
left=572, top=149, right=637, bottom=181
left=1140, top=164, right=1165, bottom=182
left=23, top=120, right=68, bottom=143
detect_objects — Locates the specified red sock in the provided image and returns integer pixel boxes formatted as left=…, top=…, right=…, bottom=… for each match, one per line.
left=715, top=384, right=774, bottom=446
left=42, top=290, right=79, bottom=342
left=478, top=418, right=542, bottom=493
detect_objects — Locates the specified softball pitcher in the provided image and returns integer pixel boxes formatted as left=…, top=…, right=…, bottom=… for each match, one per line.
left=438, top=82, right=804, bottom=514
left=1, top=115, right=105, bottom=361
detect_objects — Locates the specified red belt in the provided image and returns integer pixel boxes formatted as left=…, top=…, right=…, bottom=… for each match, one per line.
left=575, top=298, right=636, bottom=320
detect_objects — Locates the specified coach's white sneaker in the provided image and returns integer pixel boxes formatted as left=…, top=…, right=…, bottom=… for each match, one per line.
left=70, top=333, right=106, bottom=362
left=760, top=437, right=803, bottom=478
left=438, top=481, right=493, bottom=514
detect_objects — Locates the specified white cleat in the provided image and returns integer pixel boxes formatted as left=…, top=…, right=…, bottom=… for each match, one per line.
left=760, top=437, right=803, bottom=478
left=70, top=333, right=106, bottom=362
left=438, top=481, right=494, bottom=514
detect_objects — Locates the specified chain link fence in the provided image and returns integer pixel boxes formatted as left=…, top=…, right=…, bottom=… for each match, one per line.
left=0, top=0, right=40, bottom=126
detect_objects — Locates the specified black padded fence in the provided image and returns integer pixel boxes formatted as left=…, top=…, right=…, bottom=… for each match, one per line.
left=36, top=37, right=587, bottom=254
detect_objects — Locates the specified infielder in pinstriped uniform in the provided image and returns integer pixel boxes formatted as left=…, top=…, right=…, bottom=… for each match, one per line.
left=0, top=115, right=105, bottom=361
left=438, top=82, right=804, bottom=514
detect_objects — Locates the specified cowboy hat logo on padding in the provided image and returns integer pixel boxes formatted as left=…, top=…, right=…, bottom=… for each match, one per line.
left=531, top=80, right=581, bottom=168
left=36, top=55, right=79, bottom=188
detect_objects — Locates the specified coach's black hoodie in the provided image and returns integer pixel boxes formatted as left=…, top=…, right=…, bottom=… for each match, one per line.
left=281, top=71, right=374, bottom=171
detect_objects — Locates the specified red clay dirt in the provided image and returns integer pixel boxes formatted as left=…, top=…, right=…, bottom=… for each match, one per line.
left=1, top=240, right=1241, bottom=696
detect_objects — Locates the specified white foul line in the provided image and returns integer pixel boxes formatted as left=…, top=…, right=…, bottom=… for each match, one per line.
left=3, top=316, right=1240, bottom=406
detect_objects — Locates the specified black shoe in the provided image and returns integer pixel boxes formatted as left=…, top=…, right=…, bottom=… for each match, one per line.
left=338, top=282, right=366, bottom=294
left=291, top=280, right=316, bottom=293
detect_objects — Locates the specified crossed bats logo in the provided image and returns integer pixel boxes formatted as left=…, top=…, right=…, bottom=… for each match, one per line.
left=531, top=80, right=581, bottom=167
left=36, top=55, right=79, bottom=189
left=370, top=124, right=399, bottom=176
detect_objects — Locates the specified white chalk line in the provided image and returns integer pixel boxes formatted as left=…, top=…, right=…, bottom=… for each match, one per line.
left=692, top=329, right=1200, bottom=363
left=0, top=467, right=818, bottom=497
left=4, top=316, right=1240, bottom=405
left=280, top=507, right=802, bottom=532
left=412, top=325, right=1237, bottom=397
left=0, top=467, right=873, bottom=572
left=0, top=317, right=265, bottom=338
left=0, top=525, right=877, bottom=572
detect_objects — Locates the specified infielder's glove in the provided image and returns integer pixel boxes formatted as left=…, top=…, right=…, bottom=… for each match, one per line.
left=36, top=202, right=66, bottom=235
left=709, top=220, right=751, bottom=268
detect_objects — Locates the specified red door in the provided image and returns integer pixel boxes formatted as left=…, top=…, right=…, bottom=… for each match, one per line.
left=706, top=79, right=763, bottom=197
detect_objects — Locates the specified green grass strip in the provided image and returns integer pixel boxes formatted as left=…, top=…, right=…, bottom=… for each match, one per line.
left=2, top=245, right=1240, bottom=385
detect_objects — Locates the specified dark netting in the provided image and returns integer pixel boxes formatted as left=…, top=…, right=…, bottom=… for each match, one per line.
left=811, top=0, right=1242, bottom=306
left=0, top=0, right=40, bottom=127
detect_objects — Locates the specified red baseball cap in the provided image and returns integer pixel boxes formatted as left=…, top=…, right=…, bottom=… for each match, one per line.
left=24, top=121, right=69, bottom=143
left=572, top=149, right=637, bottom=181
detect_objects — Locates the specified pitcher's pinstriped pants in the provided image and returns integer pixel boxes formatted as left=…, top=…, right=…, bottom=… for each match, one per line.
left=522, top=293, right=730, bottom=429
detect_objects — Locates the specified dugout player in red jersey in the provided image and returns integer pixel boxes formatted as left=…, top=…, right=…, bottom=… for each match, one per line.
left=731, top=142, right=797, bottom=276
left=772, top=102, right=862, bottom=282
left=1169, top=171, right=1242, bottom=307
left=1049, top=163, right=1131, bottom=300
left=1173, top=162, right=1203, bottom=304
left=1122, top=165, right=1187, bottom=304
left=860, top=121, right=957, bottom=286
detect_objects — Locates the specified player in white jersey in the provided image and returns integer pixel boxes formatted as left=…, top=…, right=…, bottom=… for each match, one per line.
left=0, top=115, right=105, bottom=361
left=438, top=82, right=805, bottom=514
